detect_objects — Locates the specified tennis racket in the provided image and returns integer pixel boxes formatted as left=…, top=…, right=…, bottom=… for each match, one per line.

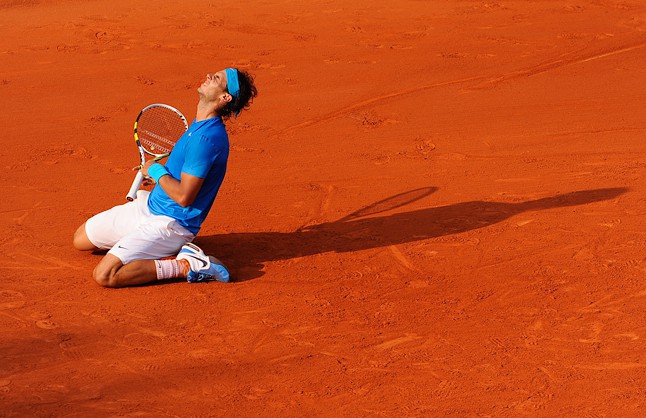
left=125, top=104, right=188, bottom=201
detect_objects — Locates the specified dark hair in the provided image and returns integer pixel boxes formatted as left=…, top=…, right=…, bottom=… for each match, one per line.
left=219, top=69, right=258, bottom=120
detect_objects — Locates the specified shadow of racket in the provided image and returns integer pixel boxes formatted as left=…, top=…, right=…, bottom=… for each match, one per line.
left=336, top=186, right=438, bottom=223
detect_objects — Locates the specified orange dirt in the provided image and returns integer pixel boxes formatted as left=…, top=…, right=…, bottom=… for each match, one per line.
left=1, top=0, right=645, bottom=416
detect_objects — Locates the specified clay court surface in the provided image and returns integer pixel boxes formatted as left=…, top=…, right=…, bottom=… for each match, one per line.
left=1, top=0, right=645, bottom=415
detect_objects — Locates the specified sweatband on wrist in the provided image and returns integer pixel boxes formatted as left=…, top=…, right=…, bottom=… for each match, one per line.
left=148, top=163, right=170, bottom=182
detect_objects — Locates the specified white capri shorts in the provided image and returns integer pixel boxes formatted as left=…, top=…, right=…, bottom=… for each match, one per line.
left=85, top=190, right=195, bottom=264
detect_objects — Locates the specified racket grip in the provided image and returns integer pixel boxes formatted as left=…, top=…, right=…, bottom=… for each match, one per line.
left=126, top=170, right=145, bottom=201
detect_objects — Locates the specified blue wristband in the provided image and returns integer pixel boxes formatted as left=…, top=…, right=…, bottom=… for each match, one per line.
left=148, top=163, right=170, bottom=182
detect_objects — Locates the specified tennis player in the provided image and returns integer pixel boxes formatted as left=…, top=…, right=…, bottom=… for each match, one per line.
left=73, top=68, right=258, bottom=288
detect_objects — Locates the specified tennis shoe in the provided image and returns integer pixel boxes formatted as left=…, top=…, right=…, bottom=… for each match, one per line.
left=176, top=243, right=230, bottom=283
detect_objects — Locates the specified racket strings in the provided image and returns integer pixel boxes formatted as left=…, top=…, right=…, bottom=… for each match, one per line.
left=139, top=132, right=176, bottom=154
left=137, top=108, right=187, bottom=155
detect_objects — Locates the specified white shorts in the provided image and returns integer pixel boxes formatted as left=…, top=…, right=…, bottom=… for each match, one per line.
left=85, top=190, right=195, bottom=264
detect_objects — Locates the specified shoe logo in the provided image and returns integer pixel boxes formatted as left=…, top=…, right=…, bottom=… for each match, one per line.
left=185, top=254, right=208, bottom=268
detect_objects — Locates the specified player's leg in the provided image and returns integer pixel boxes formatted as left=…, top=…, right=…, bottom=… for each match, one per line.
left=81, top=192, right=227, bottom=287
left=73, top=222, right=99, bottom=251
left=92, top=254, right=180, bottom=288
left=92, top=216, right=193, bottom=287
left=93, top=243, right=229, bottom=287
left=73, top=198, right=143, bottom=252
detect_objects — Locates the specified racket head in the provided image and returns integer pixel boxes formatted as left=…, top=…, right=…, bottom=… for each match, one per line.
left=134, top=104, right=188, bottom=157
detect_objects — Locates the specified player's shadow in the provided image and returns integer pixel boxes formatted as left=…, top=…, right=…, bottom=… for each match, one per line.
left=197, top=187, right=628, bottom=281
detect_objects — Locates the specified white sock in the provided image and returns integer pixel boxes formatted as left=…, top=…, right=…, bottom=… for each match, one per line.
left=154, top=259, right=182, bottom=280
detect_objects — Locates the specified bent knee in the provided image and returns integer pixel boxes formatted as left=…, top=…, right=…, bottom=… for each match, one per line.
left=92, top=268, right=118, bottom=288
left=92, top=267, right=110, bottom=287
left=73, top=236, right=95, bottom=251
left=73, top=224, right=98, bottom=251
left=92, top=255, right=124, bottom=288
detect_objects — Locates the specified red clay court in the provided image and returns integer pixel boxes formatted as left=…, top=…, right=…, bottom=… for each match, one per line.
left=1, top=0, right=645, bottom=416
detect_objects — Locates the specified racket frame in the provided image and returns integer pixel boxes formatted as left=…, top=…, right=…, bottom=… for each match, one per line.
left=125, top=103, right=188, bottom=201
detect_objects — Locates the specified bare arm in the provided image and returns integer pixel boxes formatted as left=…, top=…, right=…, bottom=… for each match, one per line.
left=142, top=160, right=204, bottom=207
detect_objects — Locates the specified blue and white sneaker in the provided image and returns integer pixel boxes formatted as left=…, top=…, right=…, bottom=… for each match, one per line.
left=176, top=243, right=230, bottom=283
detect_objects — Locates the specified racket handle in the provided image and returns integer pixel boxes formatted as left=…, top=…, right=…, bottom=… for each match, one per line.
left=126, top=170, right=145, bottom=201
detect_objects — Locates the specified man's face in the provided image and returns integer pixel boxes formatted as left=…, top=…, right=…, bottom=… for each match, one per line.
left=197, top=70, right=229, bottom=102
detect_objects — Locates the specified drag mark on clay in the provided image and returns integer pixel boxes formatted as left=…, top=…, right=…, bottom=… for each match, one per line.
left=279, top=75, right=489, bottom=133
left=578, top=289, right=646, bottom=315
left=277, top=38, right=646, bottom=136
left=372, top=333, right=423, bottom=351
left=0, top=201, right=53, bottom=226
left=269, top=353, right=302, bottom=364
left=317, top=184, right=335, bottom=221
left=278, top=38, right=646, bottom=133
left=579, top=322, right=604, bottom=344
left=388, top=245, right=418, bottom=272
left=573, top=290, right=646, bottom=347
left=575, top=362, right=646, bottom=370
left=0, top=311, right=27, bottom=326
left=538, top=366, right=557, bottom=383
left=0, top=254, right=83, bottom=271
left=298, top=183, right=336, bottom=230
left=468, top=38, right=646, bottom=90
left=613, top=332, right=639, bottom=341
